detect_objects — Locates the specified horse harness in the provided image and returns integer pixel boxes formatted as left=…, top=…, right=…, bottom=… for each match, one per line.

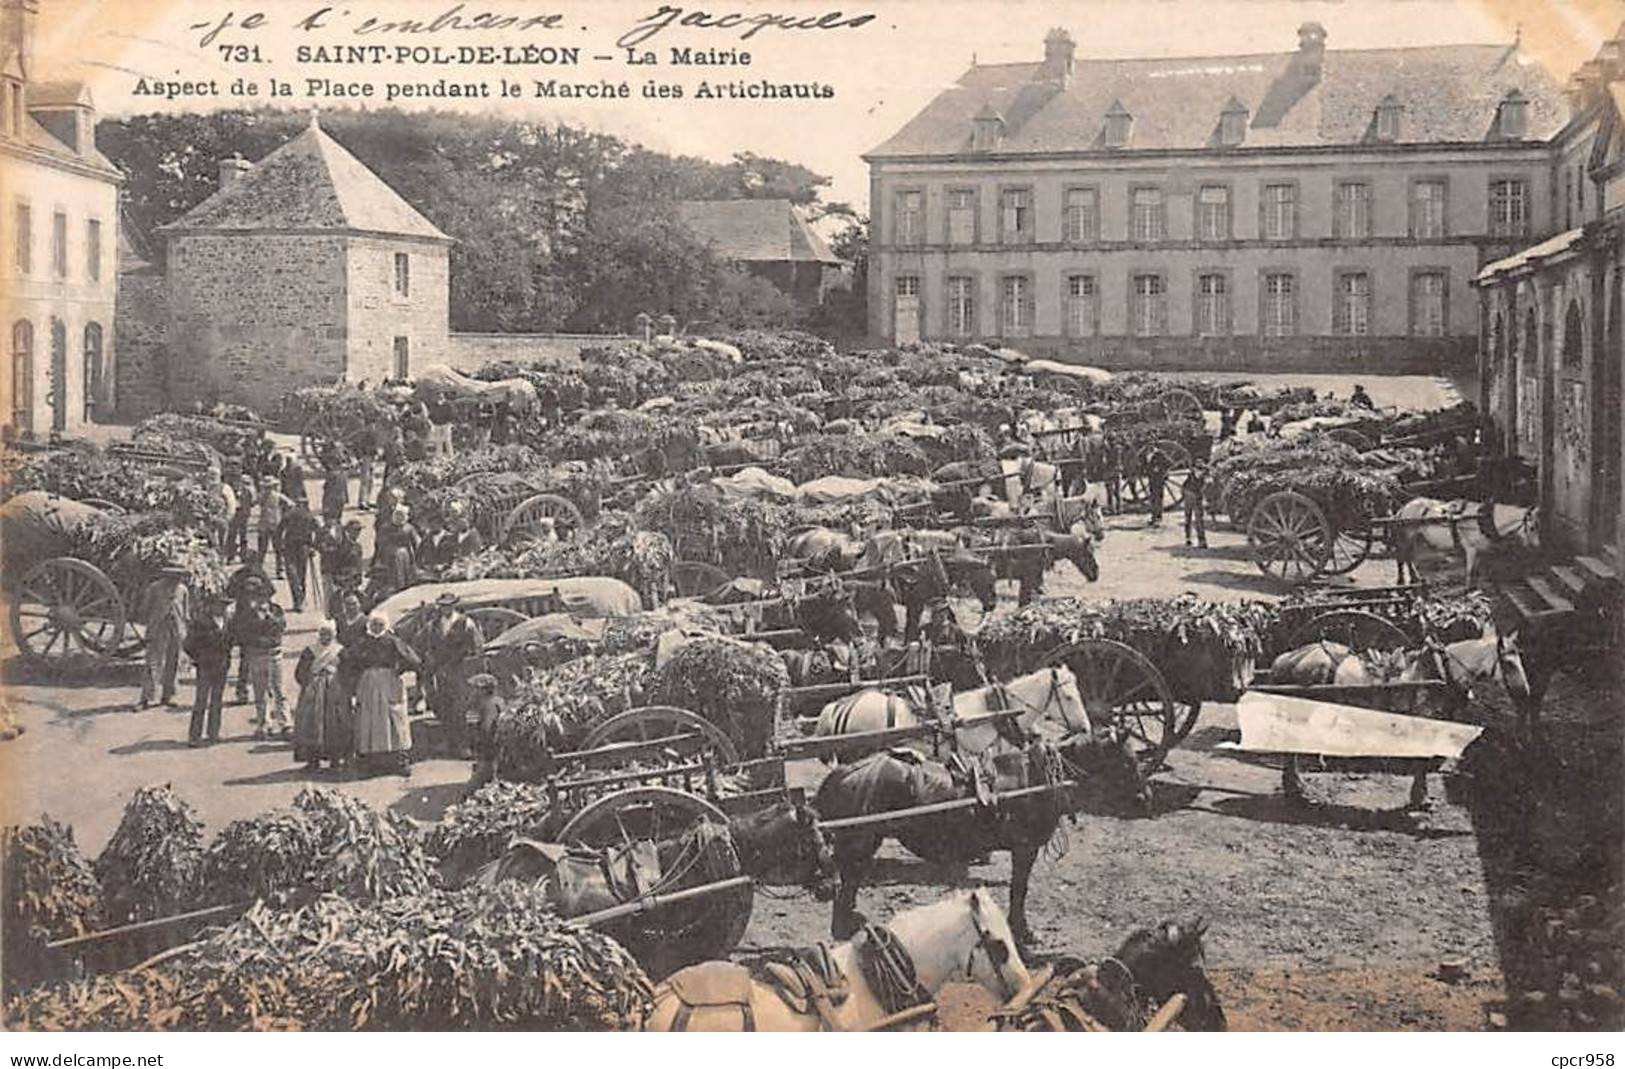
left=991, top=956, right=1145, bottom=1032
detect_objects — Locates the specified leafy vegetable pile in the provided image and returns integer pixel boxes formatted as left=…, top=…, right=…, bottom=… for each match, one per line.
left=4, top=885, right=653, bottom=1031
left=426, top=780, right=556, bottom=887
left=2, top=819, right=102, bottom=997
left=779, top=433, right=933, bottom=483
left=724, top=328, right=835, bottom=365
left=493, top=650, right=654, bottom=780
left=442, top=511, right=673, bottom=609
left=634, top=483, right=790, bottom=577
left=648, top=636, right=789, bottom=758
left=93, top=786, right=206, bottom=926
left=1211, top=436, right=1404, bottom=524
left=132, top=414, right=251, bottom=458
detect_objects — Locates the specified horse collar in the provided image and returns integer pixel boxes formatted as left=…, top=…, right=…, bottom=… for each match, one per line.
left=857, top=923, right=931, bottom=1016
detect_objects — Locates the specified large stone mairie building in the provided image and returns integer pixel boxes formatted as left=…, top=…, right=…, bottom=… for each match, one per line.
left=157, top=116, right=451, bottom=411
left=1, top=0, right=121, bottom=437
left=865, top=24, right=1568, bottom=370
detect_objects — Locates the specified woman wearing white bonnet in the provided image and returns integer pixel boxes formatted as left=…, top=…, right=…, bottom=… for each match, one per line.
left=339, top=610, right=421, bottom=776
left=292, top=619, right=347, bottom=771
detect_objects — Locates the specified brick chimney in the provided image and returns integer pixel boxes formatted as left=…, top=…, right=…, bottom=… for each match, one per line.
left=218, top=157, right=253, bottom=192
left=1041, top=28, right=1075, bottom=89
left=1295, top=22, right=1327, bottom=83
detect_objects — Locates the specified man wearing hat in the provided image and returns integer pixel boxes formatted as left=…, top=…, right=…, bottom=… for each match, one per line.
left=228, top=586, right=288, bottom=738
left=183, top=596, right=231, bottom=745
left=278, top=497, right=322, bottom=613
left=467, top=673, right=505, bottom=786
left=136, top=567, right=191, bottom=710
left=421, top=593, right=482, bottom=757
left=322, top=519, right=366, bottom=617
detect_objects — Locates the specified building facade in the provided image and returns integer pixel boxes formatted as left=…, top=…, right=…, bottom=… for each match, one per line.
left=676, top=199, right=848, bottom=311
left=865, top=25, right=1566, bottom=370
left=1475, top=31, right=1625, bottom=559
left=0, top=0, right=121, bottom=437
left=158, top=117, right=451, bottom=412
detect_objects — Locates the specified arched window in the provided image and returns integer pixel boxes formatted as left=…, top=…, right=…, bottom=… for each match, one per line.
left=83, top=322, right=103, bottom=423
left=10, top=319, right=32, bottom=434
left=1564, top=299, right=1584, bottom=370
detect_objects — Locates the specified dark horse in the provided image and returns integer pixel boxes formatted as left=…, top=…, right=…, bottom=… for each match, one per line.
left=991, top=526, right=1101, bottom=604
left=814, top=737, right=1148, bottom=947
left=888, top=550, right=998, bottom=644
left=995, top=918, right=1226, bottom=1031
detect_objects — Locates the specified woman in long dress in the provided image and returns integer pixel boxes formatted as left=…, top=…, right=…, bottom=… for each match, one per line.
left=292, top=621, right=347, bottom=770
left=342, top=612, right=421, bottom=777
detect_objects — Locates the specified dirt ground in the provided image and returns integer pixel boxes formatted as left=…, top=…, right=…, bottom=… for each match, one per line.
left=4, top=369, right=1620, bottom=1031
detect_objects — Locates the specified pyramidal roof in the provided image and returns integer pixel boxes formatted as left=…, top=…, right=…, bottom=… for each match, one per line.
left=161, top=118, right=450, bottom=242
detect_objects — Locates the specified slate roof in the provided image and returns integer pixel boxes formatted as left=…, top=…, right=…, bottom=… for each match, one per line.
left=676, top=199, right=843, bottom=264
left=0, top=79, right=120, bottom=175
left=869, top=42, right=1567, bottom=157
left=1477, top=226, right=1586, bottom=281
left=160, top=119, right=450, bottom=241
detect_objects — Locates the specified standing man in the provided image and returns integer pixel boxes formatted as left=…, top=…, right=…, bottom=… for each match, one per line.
left=183, top=596, right=230, bottom=746
left=324, top=519, right=366, bottom=617
left=1182, top=461, right=1210, bottom=549
left=229, top=580, right=288, bottom=738
left=257, top=475, right=293, bottom=580
left=353, top=423, right=379, bottom=511
left=1102, top=437, right=1123, bottom=516
left=280, top=453, right=308, bottom=508
left=321, top=460, right=348, bottom=526
left=227, top=473, right=256, bottom=562
left=278, top=498, right=322, bottom=613
left=1143, top=446, right=1170, bottom=528
left=467, top=673, right=506, bottom=786
left=137, top=568, right=190, bottom=709
left=420, top=593, right=483, bottom=757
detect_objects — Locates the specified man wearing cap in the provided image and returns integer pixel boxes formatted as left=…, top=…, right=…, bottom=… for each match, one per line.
left=228, top=585, right=288, bottom=738
left=467, top=673, right=506, bottom=786
left=257, top=476, right=294, bottom=580
left=137, top=569, right=190, bottom=710
left=422, top=593, right=482, bottom=757
left=183, top=595, right=230, bottom=745
left=323, top=520, right=366, bottom=617
left=278, top=498, right=322, bottom=613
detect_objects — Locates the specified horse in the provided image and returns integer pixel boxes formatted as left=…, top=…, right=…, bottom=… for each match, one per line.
left=991, top=526, right=1100, bottom=604
left=784, top=526, right=865, bottom=573
left=814, top=736, right=1148, bottom=946
left=1389, top=497, right=1539, bottom=584
left=814, top=665, right=1091, bottom=759
left=642, top=888, right=1031, bottom=1031
left=993, top=918, right=1226, bottom=1032
left=841, top=579, right=901, bottom=645
left=475, top=798, right=835, bottom=976
left=855, top=531, right=998, bottom=643
left=1266, top=630, right=1531, bottom=807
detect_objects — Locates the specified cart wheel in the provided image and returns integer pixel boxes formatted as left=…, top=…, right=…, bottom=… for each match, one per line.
left=1043, top=638, right=1177, bottom=771
left=1328, top=428, right=1374, bottom=452
left=1248, top=491, right=1330, bottom=584
left=1161, top=389, right=1203, bottom=423
left=501, top=493, right=584, bottom=546
left=1136, top=397, right=1167, bottom=422
left=465, top=606, right=529, bottom=642
left=580, top=705, right=741, bottom=766
left=1323, top=512, right=1374, bottom=576
left=1129, top=440, right=1191, bottom=512
left=672, top=560, right=731, bottom=599
left=559, top=787, right=751, bottom=972
left=1290, top=609, right=1410, bottom=652
left=1173, top=701, right=1203, bottom=743
left=10, top=558, right=126, bottom=668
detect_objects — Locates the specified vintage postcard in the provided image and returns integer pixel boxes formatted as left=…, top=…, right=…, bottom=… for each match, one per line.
left=0, top=0, right=1619, bottom=1039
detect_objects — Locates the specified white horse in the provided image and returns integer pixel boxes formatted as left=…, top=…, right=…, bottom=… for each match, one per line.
left=1390, top=497, right=1538, bottom=584
left=642, top=888, right=1031, bottom=1031
left=814, top=665, right=1090, bottom=757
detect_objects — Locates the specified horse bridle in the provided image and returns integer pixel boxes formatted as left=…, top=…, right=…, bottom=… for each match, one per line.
left=961, top=909, right=1022, bottom=1002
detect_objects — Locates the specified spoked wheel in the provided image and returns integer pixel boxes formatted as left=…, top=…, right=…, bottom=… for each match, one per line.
left=1130, top=440, right=1191, bottom=513
left=1161, top=389, right=1203, bottom=423
left=1043, top=638, right=1177, bottom=771
left=10, top=558, right=127, bottom=669
left=501, top=493, right=584, bottom=546
left=1173, top=702, right=1203, bottom=744
left=580, top=705, right=741, bottom=766
left=1290, top=609, right=1410, bottom=652
left=465, top=606, right=529, bottom=642
left=672, top=560, right=731, bottom=599
left=1248, top=491, right=1330, bottom=584
left=558, top=787, right=750, bottom=974
left=1136, top=397, right=1167, bottom=422
left=1323, top=512, right=1374, bottom=576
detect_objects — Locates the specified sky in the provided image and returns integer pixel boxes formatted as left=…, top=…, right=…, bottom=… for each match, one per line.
left=30, top=0, right=1625, bottom=210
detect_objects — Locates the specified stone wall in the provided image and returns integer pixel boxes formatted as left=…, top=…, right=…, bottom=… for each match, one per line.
left=980, top=333, right=1476, bottom=372
left=444, top=332, right=634, bottom=370
left=166, top=234, right=348, bottom=411
left=345, top=236, right=450, bottom=383
left=112, top=269, right=166, bottom=420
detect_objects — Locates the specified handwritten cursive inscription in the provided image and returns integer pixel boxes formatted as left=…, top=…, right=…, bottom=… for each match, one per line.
left=615, top=6, right=875, bottom=49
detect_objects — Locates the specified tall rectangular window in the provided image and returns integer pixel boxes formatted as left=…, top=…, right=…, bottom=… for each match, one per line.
left=1489, top=178, right=1529, bottom=237
left=894, top=274, right=922, bottom=336
left=393, top=252, right=410, bottom=296
left=1262, top=272, right=1297, bottom=337
left=85, top=219, right=101, bottom=282
left=1262, top=184, right=1296, bottom=240
left=1410, top=180, right=1447, bottom=239
left=1196, top=273, right=1230, bottom=335
left=1334, top=182, right=1372, bottom=239
left=14, top=202, right=30, bottom=274
left=947, top=276, right=975, bottom=337
left=999, top=188, right=1033, bottom=244
left=1131, top=274, right=1166, bottom=337
left=1334, top=272, right=1372, bottom=335
left=946, top=188, right=977, bottom=245
left=1411, top=271, right=1448, bottom=336
left=1062, top=187, right=1098, bottom=243
left=1000, top=275, right=1032, bottom=336
left=1131, top=188, right=1165, bottom=242
left=50, top=210, right=66, bottom=279
left=1064, top=274, right=1098, bottom=337
left=392, top=336, right=410, bottom=380
left=894, top=190, right=923, bottom=245
left=1197, top=185, right=1231, bottom=241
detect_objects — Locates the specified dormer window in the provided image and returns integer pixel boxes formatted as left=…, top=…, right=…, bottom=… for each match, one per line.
left=971, top=104, right=1005, bottom=152
left=1104, top=100, right=1133, bottom=149
left=1497, top=89, right=1528, bottom=140
left=1374, top=95, right=1402, bottom=141
left=1219, top=98, right=1248, bottom=147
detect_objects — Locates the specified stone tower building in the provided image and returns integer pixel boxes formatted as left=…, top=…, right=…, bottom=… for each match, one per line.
left=158, top=115, right=451, bottom=411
